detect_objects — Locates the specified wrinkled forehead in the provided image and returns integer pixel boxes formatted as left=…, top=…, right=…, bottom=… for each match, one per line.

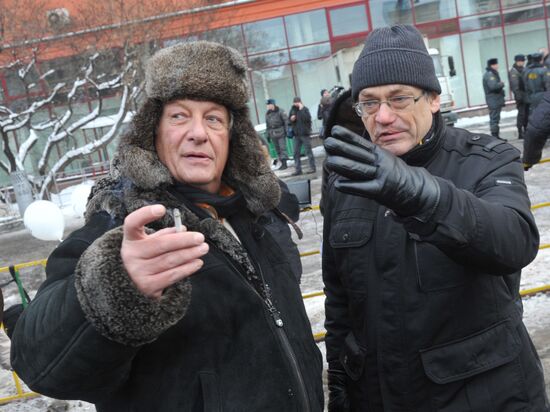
left=358, top=84, right=422, bottom=100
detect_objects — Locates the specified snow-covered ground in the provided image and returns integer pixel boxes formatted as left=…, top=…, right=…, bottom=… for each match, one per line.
left=0, top=119, right=549, bottom=410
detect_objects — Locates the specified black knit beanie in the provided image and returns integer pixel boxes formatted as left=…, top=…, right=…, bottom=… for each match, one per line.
left=351, top=25, right=441, bottom=101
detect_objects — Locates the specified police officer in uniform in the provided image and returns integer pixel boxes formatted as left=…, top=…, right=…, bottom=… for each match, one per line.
left=509, top=54, right=528, bottom=139
left=524, top=52, right=550, bottom=114
left=483, top=58, right=505, bottom=138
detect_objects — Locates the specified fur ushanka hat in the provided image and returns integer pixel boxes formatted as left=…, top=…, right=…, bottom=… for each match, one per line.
left=115, top=41, right=280, bottom=216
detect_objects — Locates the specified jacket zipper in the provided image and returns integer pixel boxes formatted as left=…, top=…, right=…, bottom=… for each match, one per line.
left=211, top=241, right=311, bottom=412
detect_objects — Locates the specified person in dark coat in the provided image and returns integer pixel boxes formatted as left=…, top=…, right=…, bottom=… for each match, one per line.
left=265, top=98, right=289, bottom=170
left=289, top=96, right=316, bottom=176
left=524, top=52, right=550, bottom=114
left=10, top=41, right=324, bottom=412
left=483, top=57, right=506, bottom=138
left=322, top=25, right=549, bottom=412
left=317, top=89, right=333, bottom=137
left=509, top=54, right=528, bottom=139
left=523, top=90, right=550, bottom=170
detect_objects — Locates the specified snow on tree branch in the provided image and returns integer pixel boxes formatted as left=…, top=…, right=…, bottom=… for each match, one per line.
left=39, top=85, right=129, bottom=199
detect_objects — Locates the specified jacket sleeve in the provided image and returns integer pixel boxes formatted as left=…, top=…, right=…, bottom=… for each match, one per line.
left=523, top=91, right=550, bottom=165
left=322, top=174, right=351, bottom=367
left=400, top=146, right=539, bottom=275
left=508, top=70, right=523, bottom=100
left=304, top=107, right=312, bottom=129
left=11, top=211, right=191, bottom=402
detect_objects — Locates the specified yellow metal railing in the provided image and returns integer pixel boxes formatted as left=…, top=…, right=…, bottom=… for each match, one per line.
left=0, top=324, right=39, bottom=404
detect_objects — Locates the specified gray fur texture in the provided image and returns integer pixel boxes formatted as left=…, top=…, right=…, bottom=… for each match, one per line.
left=75, top=226, right=192, bottom=347
left=146, top=41, right=249, bottom=110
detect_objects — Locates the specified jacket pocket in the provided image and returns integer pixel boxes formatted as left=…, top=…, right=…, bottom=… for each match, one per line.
left=329, top=218, right=374, bottom=292
left=329, top=219, right=373, bottom=249
left=199, top=371, right=222, bottom=412
left=339, top=332, right=366, bottom=381
left=420, top=319, right=521, bottom=384
left=420, top=320, right=528, bottom=412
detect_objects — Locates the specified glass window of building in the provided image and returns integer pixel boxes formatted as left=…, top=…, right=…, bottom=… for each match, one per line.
left=285, top=9, right=329, bottom=47
left=461, top=27, right=507, bottom=106
left=413, top=0, right=457, bottom=23
left=504, top=19, right=547, bottom=68
left=457, top=0, right=499, bottom=16
left=290, top=43, right=331, bottom=62
left=292, top=60, right=339, bottom=134
left=370, top=0, right=413, bottom=28
left=199, top=25, right=245, bottom=53
left=248, top=50, right=290, bottom=70
left=244, top=18, right=286, bottom=54
left=250, top=66, right=295, bottom=125
left=501, top=0, right=541, bottom=8
left=502, top=2, right=544, bottom=24
left=427, top=35, right=468, bottom=109
left=329, top=4, right=369, bottom=36
left=459, top=11, right=502, bottom=32
left=4, top=66, right=40, bottom=98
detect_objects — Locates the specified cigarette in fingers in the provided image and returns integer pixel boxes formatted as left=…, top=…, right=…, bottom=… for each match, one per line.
left=173, top=208, right=183, bottom=232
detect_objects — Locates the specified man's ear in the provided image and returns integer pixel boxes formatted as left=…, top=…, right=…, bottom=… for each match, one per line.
left=429, top=93, right=441, bottom=114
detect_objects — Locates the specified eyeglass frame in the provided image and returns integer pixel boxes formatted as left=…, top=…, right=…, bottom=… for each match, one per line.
left=353, top=93, right=427, bottom=117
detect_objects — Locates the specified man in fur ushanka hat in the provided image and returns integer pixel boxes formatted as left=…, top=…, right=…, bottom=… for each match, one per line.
left=11, top=41, right=324, bottom=412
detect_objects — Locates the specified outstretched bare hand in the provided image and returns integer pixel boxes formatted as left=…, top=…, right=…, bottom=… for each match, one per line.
left=121, top=205, right=208, bottom=299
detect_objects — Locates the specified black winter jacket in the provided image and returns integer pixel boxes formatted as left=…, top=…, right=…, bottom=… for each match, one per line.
left=289, top=105, right=312, bottom=137
left=12, top=195, right=323, bottom=411
left=523, top=90, right=550, bottom=166
left=483, top=68, right=505, bottom=109
left=509, top=64, right=526, bottom=103
left=11, top=98, right=323, bottom=411
left=323, top=120, right=549, bottom=411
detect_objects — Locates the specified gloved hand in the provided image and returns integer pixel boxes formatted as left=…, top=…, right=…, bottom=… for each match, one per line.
left=324, top=125, right=440, bottom=221
left=523, top=163, right=533, bottom=171
left=327, top=368, right=350, bottom=412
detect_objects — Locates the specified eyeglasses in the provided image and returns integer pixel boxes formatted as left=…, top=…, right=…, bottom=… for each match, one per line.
left=353, top=94, right=424, bottom=117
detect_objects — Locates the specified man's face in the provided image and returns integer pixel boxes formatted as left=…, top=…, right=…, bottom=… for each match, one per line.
left=156, top=99, right=230, bottom=194
left=491, top=63, right=499, bottom=70
left=358, top=84, right=440, bottom=156
left=517, top=60, right=525, bottom=67
left=322, top=90, right=330, bottom=98
left=267, top=103, right=275, bottom=111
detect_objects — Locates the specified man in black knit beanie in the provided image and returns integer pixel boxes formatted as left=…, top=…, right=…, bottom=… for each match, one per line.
left=322, top=24, right=549, bottom=412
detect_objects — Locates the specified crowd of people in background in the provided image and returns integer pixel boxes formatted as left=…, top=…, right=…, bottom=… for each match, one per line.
left=263, top=87, right=340, bottom=176
left=485, top=47, right=550, bottom=141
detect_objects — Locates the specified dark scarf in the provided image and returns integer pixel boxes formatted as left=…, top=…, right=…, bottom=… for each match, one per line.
left=401, top=112, right=445, bottom=167
left=169, top=183, right=272, bottom=302
left=171, top=183, right=246, bottom=220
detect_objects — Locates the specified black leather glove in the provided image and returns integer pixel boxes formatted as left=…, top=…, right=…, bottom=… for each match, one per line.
left=327, top=368, right=350, bottom=412
left=523, top=163, right=533, bottom=171
left=324, top=125, right=440, bottom=221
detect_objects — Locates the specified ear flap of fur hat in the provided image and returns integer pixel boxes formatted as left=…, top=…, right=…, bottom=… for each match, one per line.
left=223, top=107, right=280, bottom=215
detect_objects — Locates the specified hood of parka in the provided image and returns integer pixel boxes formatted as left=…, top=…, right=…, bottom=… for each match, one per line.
left=86, top=41, right=281, bottom=220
